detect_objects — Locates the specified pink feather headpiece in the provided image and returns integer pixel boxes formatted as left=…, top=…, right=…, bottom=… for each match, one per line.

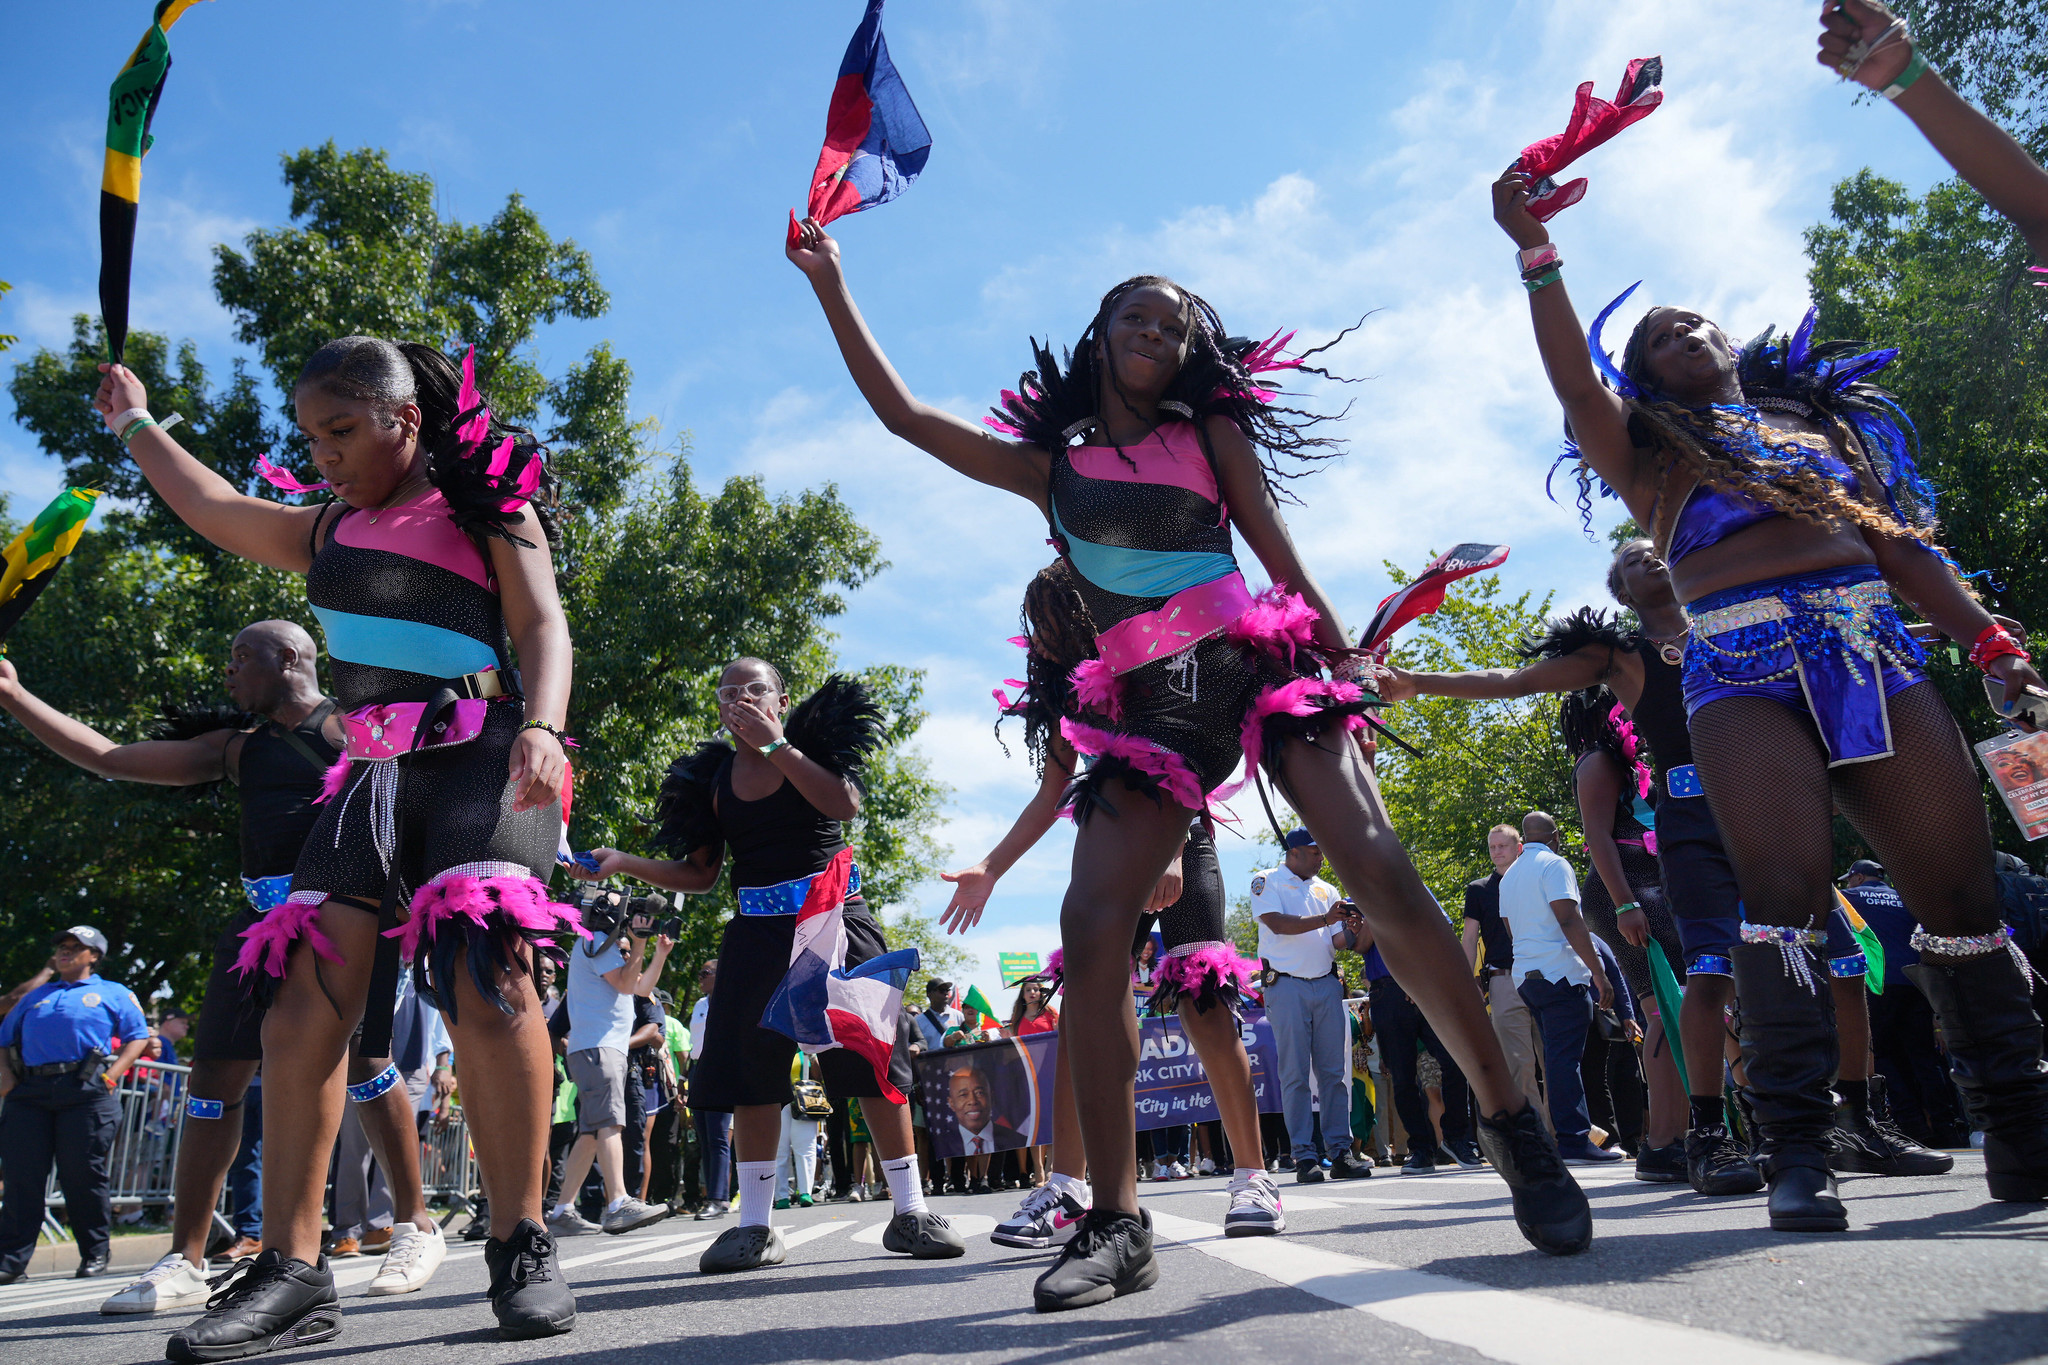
left=254, top=454, right=330, bottom=495
left=1608, top=700, right=1651, bottom=800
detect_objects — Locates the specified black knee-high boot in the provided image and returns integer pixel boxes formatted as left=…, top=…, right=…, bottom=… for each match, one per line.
left=1732, top=938, right=1848, bottom=1232
left=1907, top=947, right=2048, bottom=1203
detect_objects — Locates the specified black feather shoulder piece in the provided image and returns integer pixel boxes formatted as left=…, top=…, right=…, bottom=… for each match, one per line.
left=784, top=675, right=887, bottom=789
left=1517, top=606, right=1639, bottom=664
left=653, top=740, right=734, bottom=856
left=149, top=702, right=257, bottom=797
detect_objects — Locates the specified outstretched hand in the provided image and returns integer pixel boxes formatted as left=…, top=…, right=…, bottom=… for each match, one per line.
left=567, top=847, right=628, bottom=882
left=785, top=215, right=843, bottom=280
left=1491, top=167, right=1550, bottom=250
left=1817, top=0, right=1914, bottom=91
left=93, top=363, right=150, bottom=435
left=939, top=864, right=995, bottom=934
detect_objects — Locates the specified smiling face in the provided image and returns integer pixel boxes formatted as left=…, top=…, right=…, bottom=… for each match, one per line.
left=948, top=1068, right=993, bottom=1132
left=1098, top=282, right=1190, bottom=405
left=290, top=383, right=422, bottom=509
left=1633, top=307, right=1738, bottom=403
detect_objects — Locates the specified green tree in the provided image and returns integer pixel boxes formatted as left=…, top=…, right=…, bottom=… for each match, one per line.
left=3, top=147, right=947, bottom=1002
left=1372, top=568, right=1580, bottom=902
left=0, top=280, right=17, bottom=354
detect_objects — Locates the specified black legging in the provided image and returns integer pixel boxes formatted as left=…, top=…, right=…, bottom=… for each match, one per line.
left=1689, top=682, right=2000, bottom=936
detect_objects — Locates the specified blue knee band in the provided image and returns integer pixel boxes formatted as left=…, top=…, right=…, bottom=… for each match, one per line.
left=1689, top=953, right=1733, bottom=978
left=1828, top=953, right=1867, bottom=979
left=346, top=1064, right=400, bottom=1103
left=186, top=1097, right=226, bottom=1121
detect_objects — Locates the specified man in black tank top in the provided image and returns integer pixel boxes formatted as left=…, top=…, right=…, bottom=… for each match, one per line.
left=0, top=621, right=445, bottom=1312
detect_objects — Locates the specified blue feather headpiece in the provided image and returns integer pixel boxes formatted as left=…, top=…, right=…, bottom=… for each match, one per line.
left=1587, top=282, right=1643, bottom=399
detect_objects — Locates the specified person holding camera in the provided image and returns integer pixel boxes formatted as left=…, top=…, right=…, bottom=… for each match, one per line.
left=0, top=926, right=150, bottom=1283
left=572, top=661, right=965, bottom=1274
left=547, top=903, right=675, bottom=1236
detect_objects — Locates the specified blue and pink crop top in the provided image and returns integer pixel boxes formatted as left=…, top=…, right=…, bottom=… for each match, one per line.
left=306, top=490, right=510, bottom=708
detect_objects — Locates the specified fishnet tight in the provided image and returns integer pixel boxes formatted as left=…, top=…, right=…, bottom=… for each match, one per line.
left=1689, top=681, right=2000, bottom=938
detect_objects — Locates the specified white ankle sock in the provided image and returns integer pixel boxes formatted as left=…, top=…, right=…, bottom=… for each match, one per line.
left=881, top=1154, right=927, bottom=1216
left=605, top=1195, right=628, bottom=1214
left=1234, top=1166, right=1265, bottom=1183
left=551, top=1202, right=571, bottom=1219
left=1048, top=1170, right=1088, bottom=1198
left=736, top=1161, right=778, bottom=1228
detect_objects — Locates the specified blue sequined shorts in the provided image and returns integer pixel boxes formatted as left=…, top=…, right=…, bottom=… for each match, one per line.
left=1681, top=563, right=1925, bottom=766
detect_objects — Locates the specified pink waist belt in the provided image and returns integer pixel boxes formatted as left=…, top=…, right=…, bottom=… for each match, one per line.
left=343, top=698, right=492, bottom=760
left=1094, top=572, right=1253, bottom=675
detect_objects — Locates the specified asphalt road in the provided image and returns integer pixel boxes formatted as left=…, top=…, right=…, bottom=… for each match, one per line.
left=5, top=1155, right=2045, bottom=1365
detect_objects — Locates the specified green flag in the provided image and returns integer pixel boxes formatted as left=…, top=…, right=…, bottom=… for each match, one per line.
left=1647, top=939, right=1690, bottom=1089
left=1835, top=890, right=1886, bottom=995
left=961, top=984, right=1001, bottom=1030
left=0, top=488, right=101, bottom=642
left=101, top=0, right=207, bottom=363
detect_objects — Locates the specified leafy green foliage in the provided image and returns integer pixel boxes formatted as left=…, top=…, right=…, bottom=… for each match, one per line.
left=2, top=147, right=947, bottom=1004
left=1372, top=568, right=1581, bottom=902
left=0, top=280, right=17, bottom=354
left=1892, top=0, right=2048, bottom=130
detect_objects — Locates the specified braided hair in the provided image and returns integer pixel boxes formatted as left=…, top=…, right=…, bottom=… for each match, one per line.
left=295, top=336, right=561, bottom=547
left=1558, top=685, right=1648, bottom=831
left=996, top=560, right=1099, bottom=777
left=987, top=276, right=1359, bottom=500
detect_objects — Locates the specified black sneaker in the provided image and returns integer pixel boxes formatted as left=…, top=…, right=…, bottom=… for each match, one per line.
left=1832, top=1111, right=1956, bottom=1177
left=968, top=1179, right=991, bottom=1197
left=1328, top=1152, right=1373, bottom=1181
left=881, top=1211, right=967, bottom=1259
left=1444, top=1138, right=1484, bottom=1169
left=1400, top=1148, right=1439, bottom=1176
left=1293, top=1158, right=1325, bottom=1184
left=1032, top=1209, right=1158, bottom=1312
left=1684, top=1124, right=1765, bottom=1195
left=1475, top=1106, right=1593, bottom=1257
left=165, top=1250, right=341, bottom=1362
left=1633, top=1141, right=1687, bottom=1183
left=482, top=1219, right=575, bottom=1340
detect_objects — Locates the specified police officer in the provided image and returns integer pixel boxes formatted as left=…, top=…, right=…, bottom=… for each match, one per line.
left=0, top=926, right=150, bottom=1283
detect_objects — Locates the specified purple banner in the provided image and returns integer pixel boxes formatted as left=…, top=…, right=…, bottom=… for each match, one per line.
left=913, top=1009, right=1280, bottom=1153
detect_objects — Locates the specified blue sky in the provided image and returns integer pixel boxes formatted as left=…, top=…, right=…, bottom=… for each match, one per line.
left=2, top=1, right=1955, bottom=1008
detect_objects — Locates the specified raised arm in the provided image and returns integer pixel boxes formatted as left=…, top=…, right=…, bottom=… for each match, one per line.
left=786, top=218, right=1050, bottom=509
left=939, top=744, right=1073, bottom=934
left=92, top=364, right=324, bottom=572
left=1821, top=0, right=2048, bottom=262
left=720, top=691, right=863, bottom=821
left=1379, top=646, right=1617, bottom=706
left=0, top=658, right=234, bottom=786
left=1490, top=172, right=1652, bottom=518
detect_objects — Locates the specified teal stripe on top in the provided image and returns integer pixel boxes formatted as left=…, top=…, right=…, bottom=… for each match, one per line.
left=312, top=605, right=500, bottom=678
left=1052, top=504, right=1237, bottom=599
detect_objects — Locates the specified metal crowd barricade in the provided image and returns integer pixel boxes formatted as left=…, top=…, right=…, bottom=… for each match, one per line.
left=416, top=1108, right=477, bottom=1201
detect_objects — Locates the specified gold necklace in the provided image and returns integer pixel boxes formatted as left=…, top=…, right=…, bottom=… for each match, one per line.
left=365, top=474, right=429, bottom=525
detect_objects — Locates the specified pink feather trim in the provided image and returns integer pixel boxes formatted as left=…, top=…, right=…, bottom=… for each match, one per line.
left=315, top=756, right=354, bottom=805
left=1224, top=586, right=1320, bottom=668
left=485, top=434, right=515, bottom=478
left=233, top=897, right=342, bottom=981
left=983, top=417, right=1024, bottom=436
left=1069, top=658, right=1124, bottom=723
left=254, top=454, right=331, bottom=495
left=1058, top=717, right=1206, bottom=812
left=386, top=872, right=587, bottom=961
left=1238, top=677, right=1367, bottom=783
left=1239, top=328, right=1302, bottom=375
left=1043, top=947, right=1064, bottom=990
left=992, top=687, right=1015, bottom=712
left=1607, top=700, right=1652, bottom=800
left=1006, top=635, right=1030, bottom=649
left=455, top=347, right=491, bottom=449
left=1157, top=943, right=1259, bottom=996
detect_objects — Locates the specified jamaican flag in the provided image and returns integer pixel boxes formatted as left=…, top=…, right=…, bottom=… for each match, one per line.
left=101, top=0, right=207, bottom=364
left=0, top=489, right=101, bottom=642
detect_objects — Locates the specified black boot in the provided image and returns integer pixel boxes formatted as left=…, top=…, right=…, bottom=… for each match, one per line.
left=1732, top=938, right=1847, bottom=1232
left=1475, top=1104, right=1592, bottom=1256
left=482, top=1220, right=576, bottom=1339
left=1685, top=1122, right=1765, bottom=1195
left=1831, top=1076, right=1955, bottom=1176
left=1909, top=947, right=2048, bottom=1203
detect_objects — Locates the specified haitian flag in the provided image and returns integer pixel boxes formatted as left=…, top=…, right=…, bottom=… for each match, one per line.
left=761, top=848, right=921, bottom=1102
left=803, top=0, right=931, bottom=228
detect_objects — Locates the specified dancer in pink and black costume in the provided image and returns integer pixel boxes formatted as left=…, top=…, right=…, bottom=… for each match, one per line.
left=791, top=215, right=1590, bottom=1314
left=94, top=336, right=580, bottom=1355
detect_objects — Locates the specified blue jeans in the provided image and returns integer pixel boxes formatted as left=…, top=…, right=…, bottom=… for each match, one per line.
left=1518, top=975, right=1595, bottom=1144
left=227, top=1084, right=263, bottom=1238
left=695, top=1106, right=733, bottom=1203
left=1265, top=972, right=1351, bottom=1161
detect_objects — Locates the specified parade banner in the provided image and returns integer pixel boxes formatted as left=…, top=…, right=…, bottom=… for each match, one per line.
left=997, top=952, right=1041, bottom=986
left=914, top=1009, right=1283, bottom=1158
left=1977, top=728, right=2048, bottom=841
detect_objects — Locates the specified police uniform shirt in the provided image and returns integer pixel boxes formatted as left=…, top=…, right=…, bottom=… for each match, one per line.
left=1250, top=865, right=1342, bottom=978
left=0, top=974, right=148, bottom=1067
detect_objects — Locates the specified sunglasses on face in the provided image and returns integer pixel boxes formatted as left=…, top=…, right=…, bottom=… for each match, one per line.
left=716, top=681, right=777, bottom=705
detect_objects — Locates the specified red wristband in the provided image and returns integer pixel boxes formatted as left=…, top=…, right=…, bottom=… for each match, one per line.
left=1969, top=624, right=2030, bottom=672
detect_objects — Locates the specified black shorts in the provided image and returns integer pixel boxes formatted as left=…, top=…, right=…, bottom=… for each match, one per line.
left=1134, top=828, right=1226, bottom=955
left=193, top=906, right=267, bottom=1063
left=688, top=898, right=914, bottom=1111
left=1657, top=794, right=1744, bottom=968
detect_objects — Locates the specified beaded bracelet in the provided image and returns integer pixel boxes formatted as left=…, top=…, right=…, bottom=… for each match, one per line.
left=518, top=718, right=577, bottom=748
left=1523, top=267, right=1563, bottom=294
left=1968, top=624, right=2030, bottom=672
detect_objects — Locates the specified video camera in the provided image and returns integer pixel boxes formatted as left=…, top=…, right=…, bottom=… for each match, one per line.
left=570, top=882, right=681, bottom=946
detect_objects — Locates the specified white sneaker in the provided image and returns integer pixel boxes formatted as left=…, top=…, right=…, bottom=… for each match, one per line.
left=991, top=1181, right=1090, bottom=1249
left=1168, top=1161, right=1190, bottom=1180
left=99, top=1254, right=212, bottom=1314
left=365, top=1221, right=446, bottom=1296
left=1197, top=1157, right=1216, bottom=1175
left=1224, top=1172, right=1286, bottom=1238
left=546, top=1205, right=602, bottom=1236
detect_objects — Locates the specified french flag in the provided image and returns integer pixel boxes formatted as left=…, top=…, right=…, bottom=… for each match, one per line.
left=760, top=848, right=920, bottom=1103
left=804, top=0, right=931, bottom=228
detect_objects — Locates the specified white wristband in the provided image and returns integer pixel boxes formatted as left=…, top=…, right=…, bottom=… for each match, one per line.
left=110, top=407, right=150, bottom=433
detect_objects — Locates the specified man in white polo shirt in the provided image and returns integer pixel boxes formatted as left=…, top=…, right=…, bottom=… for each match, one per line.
left=1496, top=812, right=1622, bottom=1165
left=1253, top=830, right=1370, bottom=1184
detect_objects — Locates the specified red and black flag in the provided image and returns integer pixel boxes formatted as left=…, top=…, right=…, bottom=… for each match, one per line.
left=1361, top=543, right=1511, bottom=654
left=100, top=0, right=206, bottom=364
